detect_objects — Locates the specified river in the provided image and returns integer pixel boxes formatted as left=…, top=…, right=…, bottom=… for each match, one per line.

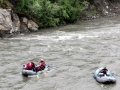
left=0, top=16, right=120, bottom=90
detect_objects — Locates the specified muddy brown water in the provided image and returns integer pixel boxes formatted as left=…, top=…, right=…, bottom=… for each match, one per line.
left=0, top=16, right=120, bottom=90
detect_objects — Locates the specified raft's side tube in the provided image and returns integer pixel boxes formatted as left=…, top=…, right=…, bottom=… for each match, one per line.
left=22, top=64, right=50, bottom=76
left=22, top=69, right=36, bottom=75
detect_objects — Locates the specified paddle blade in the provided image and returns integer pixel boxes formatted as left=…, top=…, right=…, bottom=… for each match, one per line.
left=36, top=75, right=39, bottom=78
left=43, top=72, right=47, bottom=75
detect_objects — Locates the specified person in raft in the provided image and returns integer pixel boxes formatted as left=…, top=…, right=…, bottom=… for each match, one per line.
left=100, top=67, right=108, bottom=76
left=23, top=62, right=36, bottom=71
left=23, top=59, right=45, bottom=72
left=35, top=59, right=46, bottom=72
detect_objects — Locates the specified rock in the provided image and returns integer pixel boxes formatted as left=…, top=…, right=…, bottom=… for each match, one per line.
left=11, top=12, right=20, bottom=33
left=22, top=17, right=28, bottom=25
left=0, top=8, right=12, bottom=32
left=0, top=7, right=39, bottom=38
left=20, top=17, right=39, bottom=32
left=27, top=20, right=39, bottom=32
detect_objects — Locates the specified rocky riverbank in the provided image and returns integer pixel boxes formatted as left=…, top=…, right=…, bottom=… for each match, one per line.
left=82, top=0, right=120, bottom=20
left=0, top=0, right=120, bottom=38
left=0, top=8, right=39, bottom=38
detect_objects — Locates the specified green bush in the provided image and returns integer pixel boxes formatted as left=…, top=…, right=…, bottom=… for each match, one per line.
left=0, top=0, right=7, bottom=8
left=12, top=0, right=88, bottom=28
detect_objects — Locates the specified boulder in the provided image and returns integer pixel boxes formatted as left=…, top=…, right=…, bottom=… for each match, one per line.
left=27, top=20, right=39, bottom=32
left=0, top=8, right=13, bottom=38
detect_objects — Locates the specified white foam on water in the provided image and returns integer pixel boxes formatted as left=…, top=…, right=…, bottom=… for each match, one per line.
left=10, top=32, right=99, bottom=42
left=9, top=24, right=120, bottom=42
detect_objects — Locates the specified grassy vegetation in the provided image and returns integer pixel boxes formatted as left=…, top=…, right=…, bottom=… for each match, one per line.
left=0, top=0, right=7, bottom=8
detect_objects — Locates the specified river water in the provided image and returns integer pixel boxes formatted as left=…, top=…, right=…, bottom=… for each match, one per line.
left=0, top=16, right=120, bottom=90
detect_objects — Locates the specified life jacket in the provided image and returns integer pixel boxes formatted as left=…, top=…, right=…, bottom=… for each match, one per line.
left=35, top=60, right=45, bottom=71
left=103, top=69, right=107, bottom=73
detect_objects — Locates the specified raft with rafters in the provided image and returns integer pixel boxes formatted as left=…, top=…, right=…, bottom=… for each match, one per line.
left=22, top=64, right=49, bottom=76
left=93, top=68, right=116, bottom=83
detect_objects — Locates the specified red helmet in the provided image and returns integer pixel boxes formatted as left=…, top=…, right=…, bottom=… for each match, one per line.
left=39, top=59, right=44, bottom=62
left=39, top=59, right=45, bottom=65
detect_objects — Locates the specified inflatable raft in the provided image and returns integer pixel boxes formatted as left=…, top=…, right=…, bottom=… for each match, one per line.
left=93, top=68, right=116, bottom=83
left=22, top=64, right=50, bottom=76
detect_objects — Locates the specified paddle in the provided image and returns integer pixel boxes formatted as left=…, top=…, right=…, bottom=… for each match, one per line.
left=43, top=71, right=47, bottom=75
left=36, top=71, right=47, bottom=78
left=87, top=78, right=93, bottom=82
left=87, top=72, right=95, bottom=82
left=36, top=74, right=39, bottom=78
left=113, top=73, right=120, bottom=77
